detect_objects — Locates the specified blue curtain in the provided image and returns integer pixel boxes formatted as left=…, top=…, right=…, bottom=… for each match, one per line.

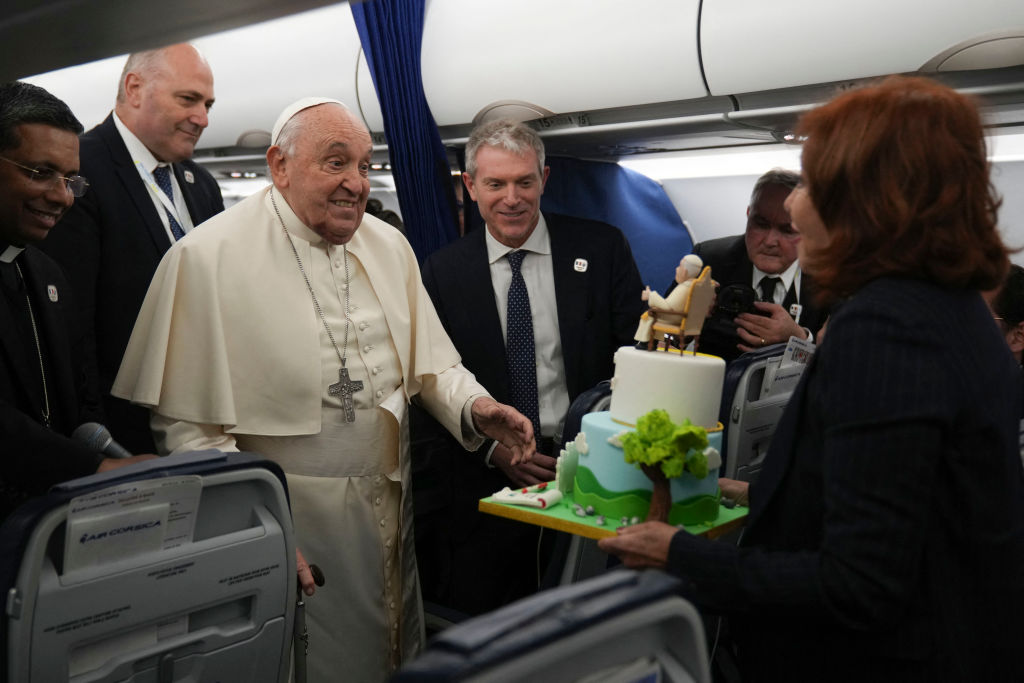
left=541, top=156, right=694, bottom=287
left=351, top=0, right=458, bottom=262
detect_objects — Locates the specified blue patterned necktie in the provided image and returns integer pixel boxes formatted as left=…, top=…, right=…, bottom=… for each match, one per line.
left=152, top=165, right=186, bottom=241
left=505, top=250, right=541, bottom=446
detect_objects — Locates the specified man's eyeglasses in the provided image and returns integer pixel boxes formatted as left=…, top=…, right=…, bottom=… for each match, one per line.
left=0, top=156, right=89, bottom=197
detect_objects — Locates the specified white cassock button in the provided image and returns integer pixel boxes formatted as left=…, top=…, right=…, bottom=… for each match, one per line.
left=389, top=601, right=396, bottom=609
left=363, top=344, right=373, bottom=352
left=376, top=389, right=384, bottom=398
left=359, top=321, right=368, bottom=330
left=379, top=519, right=386, bottom=527
left=372, top=367, right=380, bottom=375
left=375, top=496, right=382, bottom=505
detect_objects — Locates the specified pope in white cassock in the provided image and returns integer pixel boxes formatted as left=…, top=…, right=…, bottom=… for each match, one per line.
left=112, top=98, right=536, bottom=681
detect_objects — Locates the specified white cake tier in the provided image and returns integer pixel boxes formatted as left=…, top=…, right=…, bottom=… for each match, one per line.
left=609, top=346, right=725, bottom=429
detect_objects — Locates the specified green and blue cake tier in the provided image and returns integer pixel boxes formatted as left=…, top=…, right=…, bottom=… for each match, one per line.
left=573, top=411, right=723, bottom=526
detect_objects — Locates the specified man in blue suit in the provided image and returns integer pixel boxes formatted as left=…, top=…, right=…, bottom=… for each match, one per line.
left=415, top=119, right=644, bottom=614
left=41, top=44, right=224, bottom=455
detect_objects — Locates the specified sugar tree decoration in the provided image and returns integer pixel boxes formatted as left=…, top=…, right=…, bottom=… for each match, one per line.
left=620, top=409, right=710, bottom=522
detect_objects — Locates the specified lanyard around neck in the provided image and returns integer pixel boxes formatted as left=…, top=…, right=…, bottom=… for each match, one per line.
left=135, top=161, right=185, bottom=227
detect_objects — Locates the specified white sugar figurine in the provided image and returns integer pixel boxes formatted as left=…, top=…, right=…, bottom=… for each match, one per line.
left=555, top=432, right=587, bottom=495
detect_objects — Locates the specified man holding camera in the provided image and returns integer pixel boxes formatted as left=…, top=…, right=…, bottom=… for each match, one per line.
left=693, top=168, right=828, bottom=361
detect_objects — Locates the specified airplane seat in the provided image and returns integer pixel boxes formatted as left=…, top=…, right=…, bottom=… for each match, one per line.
left=1, top=451, right=295, bottom=683
left=717, top=343, right=794, bottom=483
left=393, top=568, right=710, bottom=683
left=560, top=380, right=612, bottom=448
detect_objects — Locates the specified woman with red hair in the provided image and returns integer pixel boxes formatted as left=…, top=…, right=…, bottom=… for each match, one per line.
left=601, top=76, right=1024, bottom=682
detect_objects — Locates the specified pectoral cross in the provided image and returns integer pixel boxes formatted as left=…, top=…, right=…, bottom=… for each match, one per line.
left=329, top=366, right=363, bottom=422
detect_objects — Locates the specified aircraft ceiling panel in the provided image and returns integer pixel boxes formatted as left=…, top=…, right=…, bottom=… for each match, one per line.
left=0, top=0, right=340, bottom=82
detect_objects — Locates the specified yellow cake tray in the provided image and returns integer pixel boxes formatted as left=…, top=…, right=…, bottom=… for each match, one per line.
left=479, top=492, right=747, bottom=541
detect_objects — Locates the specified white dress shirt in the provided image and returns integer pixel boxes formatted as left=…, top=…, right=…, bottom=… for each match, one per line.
left=112, top=113, right=196, bottom=242
left=484, top=214, right=570, bottom=442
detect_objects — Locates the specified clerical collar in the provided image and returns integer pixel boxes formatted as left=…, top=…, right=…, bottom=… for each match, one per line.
left=263, top=186, right=330, bottom=247
left=1, top=244, right=25, bottom=263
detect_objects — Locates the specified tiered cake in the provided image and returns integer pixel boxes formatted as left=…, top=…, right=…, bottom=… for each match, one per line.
left=571, top=347, right=726, bottom=525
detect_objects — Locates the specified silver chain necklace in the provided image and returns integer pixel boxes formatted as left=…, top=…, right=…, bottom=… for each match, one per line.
left=15, top=262, right=51, bottom=428
left=270, top=188, right=364, bottom=422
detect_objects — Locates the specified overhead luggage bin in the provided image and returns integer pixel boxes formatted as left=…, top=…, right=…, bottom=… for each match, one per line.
left=2, top=451, right=295, bottom=683
left=421, top=0, right=708, bottom=127
left=700, top=0, right=1024, bottom=96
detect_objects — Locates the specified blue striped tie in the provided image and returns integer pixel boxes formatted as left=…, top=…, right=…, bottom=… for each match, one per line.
left=505, top=250, right=541, bottom=446
left=153, top=165, right=186, bottom=241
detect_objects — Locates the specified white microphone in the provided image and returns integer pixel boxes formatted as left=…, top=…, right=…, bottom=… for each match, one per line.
left=72, top=422, right=133, bottom=459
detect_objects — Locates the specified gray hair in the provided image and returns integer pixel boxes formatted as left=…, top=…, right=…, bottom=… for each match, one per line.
left=465, top=118, right=546, bottom=179
left=115, top=44, right=207, bottom=103
left=0, top=81, right=82, bottom=152
left=116, top=48, right=168, bottom=103
left=749, top=168, right=801, bottom=209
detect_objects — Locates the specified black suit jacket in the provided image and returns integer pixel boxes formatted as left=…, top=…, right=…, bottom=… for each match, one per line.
left=40, top=114, right=224, bottom=453
left=694, top=233, right=828, bottom=336
left=422, top=213, right=644, bottom=412
left=666, top=277, right=1024, bottom=682
left=0, top=247, right=101, bottom=519
left=419, top=213, right=644, bottom=497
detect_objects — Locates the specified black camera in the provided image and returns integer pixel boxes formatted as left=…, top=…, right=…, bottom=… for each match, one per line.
left=697, top=284, right=763, bottom=362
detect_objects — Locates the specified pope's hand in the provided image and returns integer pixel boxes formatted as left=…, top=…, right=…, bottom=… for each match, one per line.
left=597, top=521, right=678, bottom=569
left=296, top=547, right=316, bottom=596
left=471, top=396, right=535, bottom=465
left=491, top=442, right=556, bottom=487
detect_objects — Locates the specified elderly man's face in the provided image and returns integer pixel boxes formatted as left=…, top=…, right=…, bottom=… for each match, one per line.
left=0, top=124, right=79, bottom=246
left=744, top=183, right=800, bottom=275
left=125, top=44, right=214, bottom=163
left=463, top=145, right=549, bottom=248
left=271, top=106, right=372, bottom=245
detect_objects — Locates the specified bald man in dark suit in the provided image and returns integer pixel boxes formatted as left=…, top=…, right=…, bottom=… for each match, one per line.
left=41, top=44, right=223, bottom=455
